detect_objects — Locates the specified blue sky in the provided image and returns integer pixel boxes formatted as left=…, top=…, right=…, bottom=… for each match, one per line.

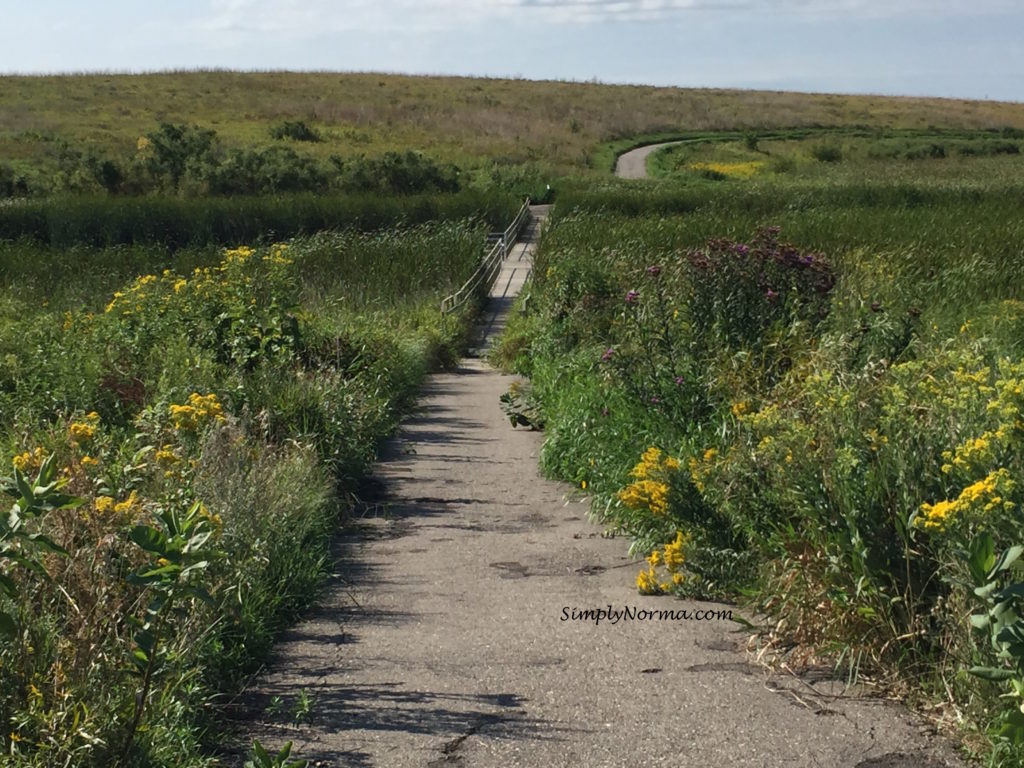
left=4, top=0, right=1021, bottom=102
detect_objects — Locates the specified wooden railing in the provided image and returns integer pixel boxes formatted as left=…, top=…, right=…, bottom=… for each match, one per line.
left=440, top=199, right=531, bottom=315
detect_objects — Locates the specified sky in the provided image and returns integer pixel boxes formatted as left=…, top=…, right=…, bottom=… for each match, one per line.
left=3, top=0, right=1022, bottom=102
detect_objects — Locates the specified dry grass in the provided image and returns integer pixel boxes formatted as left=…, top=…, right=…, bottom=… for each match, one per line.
left=4, top=70, right=1024, bottom=176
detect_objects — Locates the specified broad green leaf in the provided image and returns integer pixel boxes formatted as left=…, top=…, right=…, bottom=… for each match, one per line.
left=974, top=581, right=999, bottom=599
left=968, top=665, right=1016, bottom=681
left=26, top=532, right=69, bottom=556
left=130, top=525, right=169, bottom=555
left=994, top=583, right=1024, bottom=602
left=969, top=533, right=996, bottom=585
left=13, top=468, right=34, bottom=506
left=992, top=545, right=1024, bottom=578
left=252, top=740, right=270, bottom=762
left=5, top=553, right=49, bottom=580
left=137, top=564, right=181, bottom=580
left=999, top=709, right=1024, bottom=744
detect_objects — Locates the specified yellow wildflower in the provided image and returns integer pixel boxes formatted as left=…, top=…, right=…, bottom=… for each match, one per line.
left=155, top=445, right=178, bottom=467
left=690, top=161, right=764, bottom=178
left=170, top=392, right=225, bottom=431
left=663, top=531, right=689, bottom=570
left=94, top=496, right=115, bottom=513
left=12, top=447, right=46, bottom=473
left=69, top=421, right=97, bottom=444
left=636, top=566, right=659, bottom=595
left=916, top=468, right=1015, bottom=532
left=618, top=479, right=669, bottom=515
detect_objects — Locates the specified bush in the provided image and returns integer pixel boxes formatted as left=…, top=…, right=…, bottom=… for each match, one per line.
left=810, top=143, right=843, bottom=163
left=270, top=120, right=321, bottom=142
left=331, top=151, right=461, bottom=195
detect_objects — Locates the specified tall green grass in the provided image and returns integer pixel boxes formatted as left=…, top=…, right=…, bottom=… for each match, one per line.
left=0, top=189, right=519, bottom=249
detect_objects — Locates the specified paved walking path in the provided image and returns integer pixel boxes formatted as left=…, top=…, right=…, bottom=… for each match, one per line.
left=615, top=141, right=685, bottom=179
left=232, top=206, right=964, bottom=767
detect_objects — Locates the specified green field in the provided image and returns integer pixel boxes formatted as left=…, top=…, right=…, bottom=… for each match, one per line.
left=5, top=70, right=1024, bottom=766
left=4, top=70, right=1024, bottom=194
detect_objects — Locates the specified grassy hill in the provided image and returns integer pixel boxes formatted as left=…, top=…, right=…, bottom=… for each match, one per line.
left=4, top=70, right=1024, bottom=184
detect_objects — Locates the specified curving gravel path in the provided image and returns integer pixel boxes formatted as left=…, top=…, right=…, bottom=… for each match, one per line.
left=614, top=141, right=685, bottom=179
left=226, top=206, right=966, bottom=768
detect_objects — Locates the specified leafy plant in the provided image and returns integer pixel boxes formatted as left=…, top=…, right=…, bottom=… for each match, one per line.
left=966, top=532, right=1024, bottom=745
left=245, top=740, right=308, bottom=768
left=499, top=380, right=545, bottom=429
left=0, top=455, right=76, bottom=636
left=119, top=499, right=223, bottom=762
left=270, top=120, right=321, bottom=143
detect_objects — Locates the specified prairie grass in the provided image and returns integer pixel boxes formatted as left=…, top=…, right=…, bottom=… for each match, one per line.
left=3, top=71, right=1024, bottom=184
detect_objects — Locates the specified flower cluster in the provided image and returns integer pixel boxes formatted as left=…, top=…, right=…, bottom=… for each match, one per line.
left=68, top=411, right=101, bottom=445
left=918, top=360, right=1024, bottom=534
left=916, top=469, right=1016, bottom=532
left=93, top=491, right=143, bottom=523
left=618, top=447, right=679, bottom=517
left=105, top=273, right=159, bottom=316
left=12, top=447, right=46, bottom=474
left=636, top=531, right=691, bottom=594
left=689, top=161, right=764, bottom=179
left=687, top=448, right=718, bottom=494
left=169, top=392, right=226, bottom=432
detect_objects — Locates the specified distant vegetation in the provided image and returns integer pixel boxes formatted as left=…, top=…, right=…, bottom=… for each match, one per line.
left=3, top=71, right=1024, bottom=196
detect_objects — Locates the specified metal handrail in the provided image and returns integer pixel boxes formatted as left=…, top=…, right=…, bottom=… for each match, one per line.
left=441, top=198, right=531, bottom=315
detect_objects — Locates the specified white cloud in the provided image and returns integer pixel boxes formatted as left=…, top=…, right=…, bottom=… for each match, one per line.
left=196, top=0, right=1021, bottom=34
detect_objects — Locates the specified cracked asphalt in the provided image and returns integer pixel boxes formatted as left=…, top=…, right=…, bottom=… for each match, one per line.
left=228, top=207, right=966, bottom=767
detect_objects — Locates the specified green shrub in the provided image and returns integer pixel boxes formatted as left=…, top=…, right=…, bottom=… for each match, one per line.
left=270, top=120, right=321, bottom=142
left=810, top=143, right=843, bottom=163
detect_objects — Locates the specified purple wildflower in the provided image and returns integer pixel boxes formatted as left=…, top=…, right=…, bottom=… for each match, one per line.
left=601, top=407, right=610, bottom=417
left=765, top=288, right=778, bottom=301
left=646, top=265, right=662, bottom=277
left=650, top=396, right=661, bottom=404
left=601, top=347, right=614, bottom=362
left=625, top=290, right=639, bottom=304
left=674, top=376, right=685, bottom=385
left=733, top=244, right=750, bottom=256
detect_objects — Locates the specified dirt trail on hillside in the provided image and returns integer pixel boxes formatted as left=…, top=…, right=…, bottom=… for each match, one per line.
left=228, top=206, right=964, bottom=767
left=615, top=141, right=684, bottom=179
